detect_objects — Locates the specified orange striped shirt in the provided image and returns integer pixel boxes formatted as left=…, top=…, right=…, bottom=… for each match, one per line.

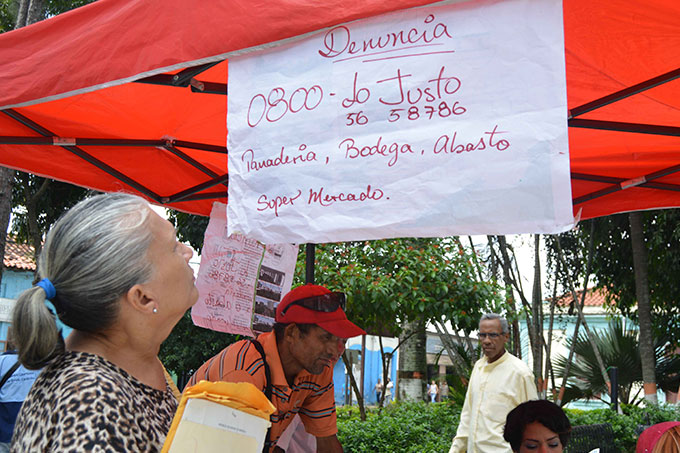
left=187, top=331, right=337, bottom=451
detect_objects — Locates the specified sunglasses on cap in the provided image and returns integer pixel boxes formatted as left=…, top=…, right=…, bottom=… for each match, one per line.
left=280, top=292, right=346, bottom=316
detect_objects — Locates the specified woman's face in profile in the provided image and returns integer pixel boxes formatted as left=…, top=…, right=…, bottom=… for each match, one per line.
left=519, top=421, right=563, bottom=453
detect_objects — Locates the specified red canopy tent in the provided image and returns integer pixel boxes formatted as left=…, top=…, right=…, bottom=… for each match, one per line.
left=0, top=0, right=678, bottom=221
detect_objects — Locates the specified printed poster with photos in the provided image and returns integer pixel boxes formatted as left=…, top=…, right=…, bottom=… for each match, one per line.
left=191, top=202, right=298, bottom=336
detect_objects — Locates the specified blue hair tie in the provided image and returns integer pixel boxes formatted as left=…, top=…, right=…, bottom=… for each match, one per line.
left=36, top=278, right=56, bottom=300
left=37, top=279, right=68, bottom=333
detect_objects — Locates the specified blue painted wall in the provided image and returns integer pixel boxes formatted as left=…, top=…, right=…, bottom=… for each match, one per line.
left=519, top=313, right=619, bottom=361
left=0, top=270, right=34, bottom=299
left=0, top=270, right=36, bottom=348
left=333, top=343, right=397, bottom=406
left=0, top=269, right=72, bottom=344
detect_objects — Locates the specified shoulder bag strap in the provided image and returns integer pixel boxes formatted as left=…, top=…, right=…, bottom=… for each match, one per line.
left=249, top=339, right=273, bottom=453
left=0, top=360, right=21, bottom=391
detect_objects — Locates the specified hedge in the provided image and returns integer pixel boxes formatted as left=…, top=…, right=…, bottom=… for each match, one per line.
left=336, top=401, right=680, bottom=453
left=565, top=403, right=680, bottom=452
left=337, top=402, right=460, bottom=453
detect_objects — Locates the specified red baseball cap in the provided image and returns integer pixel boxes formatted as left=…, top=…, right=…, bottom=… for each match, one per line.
left=276, top=284, right=366, bottom=339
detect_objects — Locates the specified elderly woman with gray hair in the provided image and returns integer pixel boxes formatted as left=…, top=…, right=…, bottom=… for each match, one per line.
left=10, top=193, right=198, bottom=452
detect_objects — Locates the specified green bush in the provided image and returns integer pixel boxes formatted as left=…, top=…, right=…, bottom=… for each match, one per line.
left=566, top=404, right=680, bottom=452
left=337, top=401, right=680, bottom=453
left=337, top=402, right=460, bottom=453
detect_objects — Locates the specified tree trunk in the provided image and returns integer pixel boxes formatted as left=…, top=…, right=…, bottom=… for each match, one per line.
left=0, top=168, right=13, bottom=287
left=377, top=331, right=412, bottom=409
left=465, top=236, right=485, bottom=282
left=629, top=212, right=657, bottom=403
left=397, top=318, right=427, bottom=402
left=555, top=230, right=611, bottom=404
left=23, top=175, right=51, bottom=261
left=377, top=335, right=390, bottom=408
left=341, top=351, right=366, bottom=421
left=544, top=264, right=559, bottom=399
left=0, top=0, right=47, bottom=287
left=494, top=235, right=535, bottom=360
left=16, top=0, right=44, bottom=28
left=531, top=235, right=543, bottom=390
left=433, top=320, right=468, bottom=377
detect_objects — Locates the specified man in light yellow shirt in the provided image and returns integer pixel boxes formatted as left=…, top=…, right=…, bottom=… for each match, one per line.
left=449, top=313, right=537, bottom=453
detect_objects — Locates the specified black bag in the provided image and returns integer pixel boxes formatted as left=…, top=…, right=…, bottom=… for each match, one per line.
left=0, top=359, right=21, bottom=390
left=250, top=340, right=272, bottom=453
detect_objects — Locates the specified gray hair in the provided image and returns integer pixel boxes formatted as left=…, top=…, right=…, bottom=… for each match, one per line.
left=480, top=313, right=509, bottom=334
left=12, top=193, right=154, bottom=369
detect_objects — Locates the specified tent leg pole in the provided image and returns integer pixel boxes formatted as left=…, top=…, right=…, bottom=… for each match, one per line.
left=305, top=243, right=315, bottom=284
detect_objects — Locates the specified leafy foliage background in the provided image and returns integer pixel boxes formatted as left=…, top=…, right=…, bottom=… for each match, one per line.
left=337, top=401, right=680, bottom=453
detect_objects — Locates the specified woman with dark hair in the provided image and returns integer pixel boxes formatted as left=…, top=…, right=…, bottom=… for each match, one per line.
left=503, top=399, right=571, bottom=453
left=10, top=193, right=198, bottom=452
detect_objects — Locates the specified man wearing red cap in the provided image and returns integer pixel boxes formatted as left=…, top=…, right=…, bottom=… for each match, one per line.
left=187, top=284, right=365, bottom=453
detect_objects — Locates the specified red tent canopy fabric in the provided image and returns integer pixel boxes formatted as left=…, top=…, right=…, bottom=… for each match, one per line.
left=0, top=0, right=678, bottom=220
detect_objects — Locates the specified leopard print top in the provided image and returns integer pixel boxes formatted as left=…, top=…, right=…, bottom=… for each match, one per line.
left=11, top=351, right=178, bottom=452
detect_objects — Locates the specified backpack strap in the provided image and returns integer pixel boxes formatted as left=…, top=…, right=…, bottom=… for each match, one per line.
left=249, top=339, right=273, bottom=452
left=0, top=360, right=21, bottom=391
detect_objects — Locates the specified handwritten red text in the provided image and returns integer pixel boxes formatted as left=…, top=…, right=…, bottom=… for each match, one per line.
left=339, top=136, right=414, bottom=167
left=388, top=101, right=466, bottom=122
left=308, top=185, right=385, bottom=207
left=247, top=85, right=323, bottom=127
left=257, top=190, right=303, bottom=217
left=378, top=66, right=461, bottom=106
left=242, top=144, right=317, bottom=173
left=433, top=125, right=510, bottom=155
left=319, top=15, right=452, bottom=59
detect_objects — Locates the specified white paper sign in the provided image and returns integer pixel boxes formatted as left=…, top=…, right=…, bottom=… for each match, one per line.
left=192, top=203, right=298, bottom=336
left=167, top=399, right=270, bottom=453
left=227, top=0, right=572, bottom=244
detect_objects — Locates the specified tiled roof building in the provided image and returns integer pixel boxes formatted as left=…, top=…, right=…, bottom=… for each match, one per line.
left=3, top=236, right=36, bottom=271
left=553, top=287, right=608, bottom=307
left=0, top=236, right=37, bottom=346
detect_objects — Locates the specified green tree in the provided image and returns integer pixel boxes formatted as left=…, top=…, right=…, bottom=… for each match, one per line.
left=587, top=211, right=680, bottom=333
left=545, top=211, right=680, bottom=403
left=557, top=211, right=680, bottom=346
left=298, top=238, right=501, bottom=341
left=296, top=238, right=503, bottom=410
left=583, top=210, right=680, bottom=403
left=552, top=319, right=680, bottom=406
left=0, top=0, right=15, bottom=32
left=169, top=212, right=503, bottom=415
left=158, top=311, right=239, bottom=385
left=0, top=0, right=96, bottom=286
left=167, top=209, right=209, bottom=253
left=42, top=0, right=92, bottom=17
left=11, top=173, right=90, bottom=261
left=1, top=0, right=95, bottom=29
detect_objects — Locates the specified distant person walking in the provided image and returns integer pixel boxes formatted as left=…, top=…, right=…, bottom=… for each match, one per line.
left=385, top=378, right=394, bottom=404
left=428, top=380, right=438, bottom=403
left=440, top=380, right=449, bottom=402
left=0, top=346, right=41, bottom=452
left=374, top=379, right=383, bottom=405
